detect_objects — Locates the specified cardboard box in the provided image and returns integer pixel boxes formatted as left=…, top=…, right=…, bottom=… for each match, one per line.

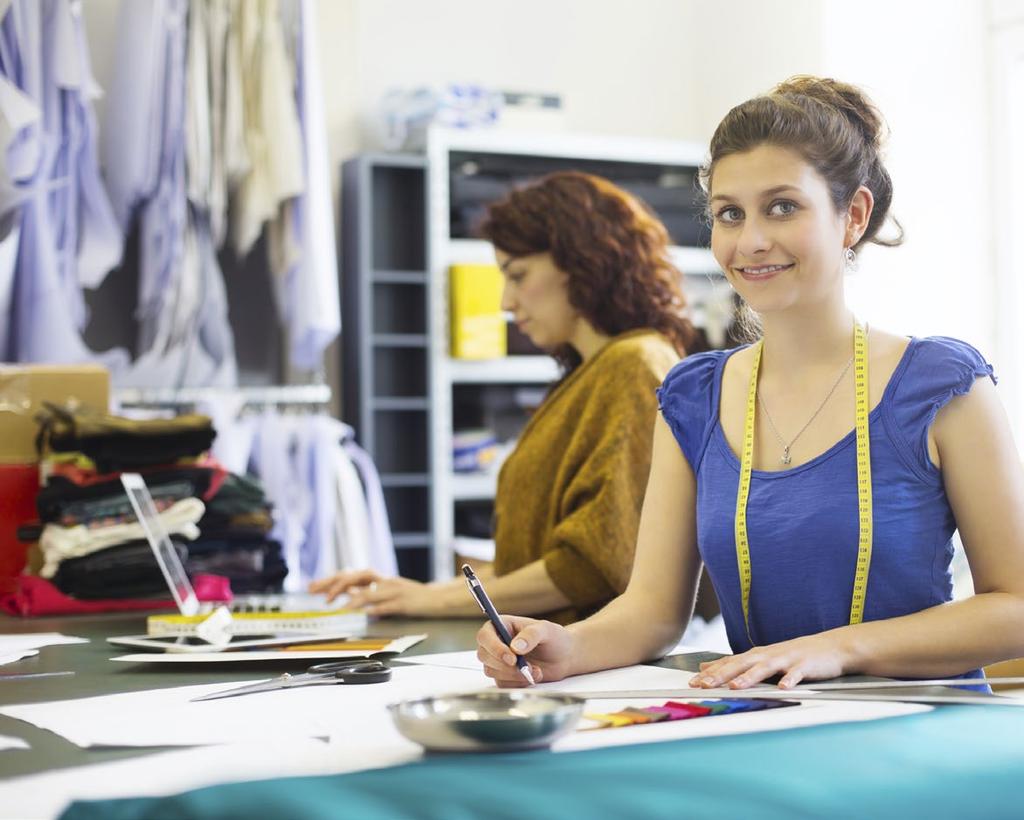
left=449, top=264, right=507, bottom=360
left=0, top=364, right=110, bottom=464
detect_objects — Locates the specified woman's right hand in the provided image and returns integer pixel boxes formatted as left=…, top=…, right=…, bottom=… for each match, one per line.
left=476, top=615, right=575, bottom=687
left=308, top=569, right=384, bottom=603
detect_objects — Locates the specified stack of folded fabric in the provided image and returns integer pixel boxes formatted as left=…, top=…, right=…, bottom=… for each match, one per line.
left=187, top=473, right=287, bottom=593
left=32, top=404, right=220, bottom=600
left=29, top=403, right=287, bottom=602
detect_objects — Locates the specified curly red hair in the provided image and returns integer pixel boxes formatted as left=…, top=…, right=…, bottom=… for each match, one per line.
left=477, top=171, right=700, bottom=372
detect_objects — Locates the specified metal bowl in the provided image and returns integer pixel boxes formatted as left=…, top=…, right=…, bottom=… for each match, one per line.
left=388, top=691, right=585, bottom=753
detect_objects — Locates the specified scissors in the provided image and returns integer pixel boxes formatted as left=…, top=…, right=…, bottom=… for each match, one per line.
left=190, top=660, right=392, bottom=702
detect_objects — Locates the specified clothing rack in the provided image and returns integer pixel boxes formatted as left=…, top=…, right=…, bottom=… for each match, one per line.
left=113, top=384, right=332, bottom=408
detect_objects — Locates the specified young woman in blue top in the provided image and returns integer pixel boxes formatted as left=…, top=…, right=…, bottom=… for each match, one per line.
left=475, top=76, right=1024, bottom=691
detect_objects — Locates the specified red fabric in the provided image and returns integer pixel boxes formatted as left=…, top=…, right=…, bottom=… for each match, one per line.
left=661, top=701, right=714, bottom=719
left=0, top=574, right=232, bottom=617
left=0, top=464, right=41, bottom=581
left=45, top=454, right=229, bottom=500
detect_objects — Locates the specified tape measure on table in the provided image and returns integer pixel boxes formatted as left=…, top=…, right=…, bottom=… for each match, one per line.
left=734, top=321, right=873, bottom=645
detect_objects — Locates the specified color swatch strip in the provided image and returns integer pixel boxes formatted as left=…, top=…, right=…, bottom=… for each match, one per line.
left=582, top=698, right=799, bottom=730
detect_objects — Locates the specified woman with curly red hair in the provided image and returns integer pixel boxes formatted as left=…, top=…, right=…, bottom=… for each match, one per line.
left=311, top=172, right=699, bottom=621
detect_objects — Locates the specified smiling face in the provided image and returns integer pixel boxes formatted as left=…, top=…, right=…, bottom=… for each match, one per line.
left=709, top=144, right=853, bottom=315
left=495, top=250, right=579, bottom=350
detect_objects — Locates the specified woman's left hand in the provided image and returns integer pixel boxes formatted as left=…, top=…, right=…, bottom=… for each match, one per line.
left=345, top=576, right=441, bottom=618
left=689, top=631, right=850, bottom=690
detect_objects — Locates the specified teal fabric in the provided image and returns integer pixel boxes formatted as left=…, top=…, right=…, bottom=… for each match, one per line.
left=61, top=706, right=1024, bottom=820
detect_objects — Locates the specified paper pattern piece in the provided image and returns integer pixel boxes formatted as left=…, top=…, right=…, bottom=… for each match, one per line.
left=0, top=734, right=29, bottom=751
left=534, top=664, right=701, bottom=695
left=401, top=650, right=717, bottom=682
left=0, top=664, right=491, bottom=748
left=395, top=649, right=485, bottom=671
left=0, top=649, right=38, bottom=666
left=0, top=634, right=89, bottom=654
left=109, top=634, right=427, bottom=663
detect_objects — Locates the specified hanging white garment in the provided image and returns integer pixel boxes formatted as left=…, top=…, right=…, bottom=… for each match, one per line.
left=107, top=0, right=237, bottom=389
left=340, top=428, right=398, bottom=576
left=178, top=1, right=237, bottom=388
left=101, top=0, right=173, bottom=232
left=0, top=68, right=39, bottom=229
left=58, top=2, right=124, bottom=291
left=301, top=414, right=342, bottom=581
left=251, top=410, right=313, bottom=592
left=0, top=0, right=127, bottom=367
left=333, top=444, right=373, bottom=573
left=275, top=0, right=340, bottom=371
left=102, top=0, right=189, bottom=380
left=0, top=223, right=17, bottom=328
left=205, top=0, right=249, bottom=248
left=230, top=0, right=303, bottom=259
left=185, top=0, right=212, bottom=211
left=198, top=392, right=256, bottom=476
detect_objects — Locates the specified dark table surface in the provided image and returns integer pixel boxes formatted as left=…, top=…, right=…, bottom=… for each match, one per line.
left=0, top=611, right=488, bottom=780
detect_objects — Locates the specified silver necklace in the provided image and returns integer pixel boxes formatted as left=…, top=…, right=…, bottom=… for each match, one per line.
left=757, top=352, right=855, bottom=465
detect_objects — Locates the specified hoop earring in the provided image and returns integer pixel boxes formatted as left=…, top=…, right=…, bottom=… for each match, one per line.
left=844, top=246, right=857, bottom=271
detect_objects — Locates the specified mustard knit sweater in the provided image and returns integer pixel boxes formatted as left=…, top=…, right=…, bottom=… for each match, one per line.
left=492, top=330, right=681, bottom=624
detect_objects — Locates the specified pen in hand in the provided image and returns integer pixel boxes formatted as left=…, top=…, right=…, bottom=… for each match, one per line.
left=461, top=564, right=535, bottom=686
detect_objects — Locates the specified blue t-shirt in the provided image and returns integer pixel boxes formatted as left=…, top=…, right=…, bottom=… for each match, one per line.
left=657, top=336, right=995, bottom=686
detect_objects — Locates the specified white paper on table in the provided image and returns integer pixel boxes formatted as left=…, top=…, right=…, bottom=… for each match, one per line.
left=0, top=649, right=38, bottom=666
left=0, top=634, right=89, bottom=654
left=0, top=734, right=29, bottom=751
left=395, top=649, right=482, bottom=671
left=109, top=634, right=428, bottom=664
left=401, top=652, right=708, bottom=694
left=534, top=664, right=700, bottom=694
left=0, top=664, right=492, bottom=748
left=401, top=647, right=714, bottom=673
left=664, top=642, right=716, bottom=657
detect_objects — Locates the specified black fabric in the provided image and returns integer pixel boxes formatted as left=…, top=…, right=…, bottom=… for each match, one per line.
left=36, top=403, right=216, bottom=472
left=185, top=539, right=286, bottom=593
left=50, top=539, right=188, bottom=600
left=202, top=473, right=268, bottom=514
left=50, top=480, right=195, bottom=527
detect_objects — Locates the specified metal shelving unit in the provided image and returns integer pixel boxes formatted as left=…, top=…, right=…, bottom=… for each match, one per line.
left=425, top=127, right=723, bottom=580
left=341, top=130, right=730, bottom=582
left=340, top=154, right=434, bottom=581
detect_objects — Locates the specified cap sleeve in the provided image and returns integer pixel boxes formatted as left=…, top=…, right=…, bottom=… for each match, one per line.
left=656, top=350, right=725, bottom=473
left=889, top=336, right=997, bottom=477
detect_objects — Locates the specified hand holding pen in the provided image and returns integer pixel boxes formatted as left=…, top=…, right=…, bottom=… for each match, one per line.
left=462, top=564, right=536, bottom=686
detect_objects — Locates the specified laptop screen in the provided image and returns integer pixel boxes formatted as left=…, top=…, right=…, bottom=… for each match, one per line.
left=120, top=472, right=201, bottom=616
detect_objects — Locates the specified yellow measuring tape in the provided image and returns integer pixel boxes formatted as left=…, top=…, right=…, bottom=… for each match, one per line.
left=734, top=322, right=873, bottom=645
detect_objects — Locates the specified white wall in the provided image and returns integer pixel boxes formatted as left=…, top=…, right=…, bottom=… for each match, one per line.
left=820, top=1, right=994, bottom=358
left=687, top=0, right=826, bottom=142
left=348, top=0, right=701, bottom=144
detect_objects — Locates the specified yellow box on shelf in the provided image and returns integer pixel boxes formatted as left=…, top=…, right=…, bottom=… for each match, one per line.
left=449, top=263, right=507, bottom=360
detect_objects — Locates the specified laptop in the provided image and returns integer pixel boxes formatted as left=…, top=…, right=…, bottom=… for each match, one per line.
left=108, top=472, right=365, bottom=652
